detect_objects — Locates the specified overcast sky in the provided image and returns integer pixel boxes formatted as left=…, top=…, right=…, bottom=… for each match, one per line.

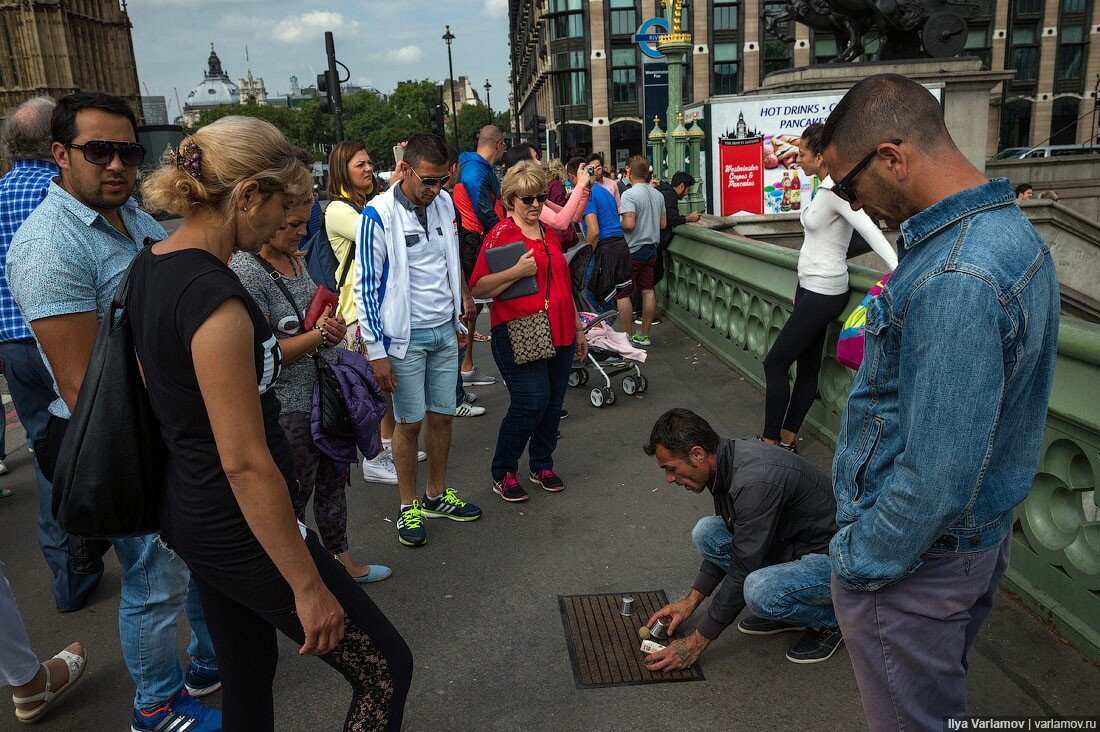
left=128, top=1, right=510, bottom=117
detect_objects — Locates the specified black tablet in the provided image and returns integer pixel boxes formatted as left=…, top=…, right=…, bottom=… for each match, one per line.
left=484, top=241, right=539, bottom=300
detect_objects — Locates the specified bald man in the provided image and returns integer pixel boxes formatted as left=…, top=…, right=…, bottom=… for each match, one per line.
left=821, top=74, right=1059, bottom=729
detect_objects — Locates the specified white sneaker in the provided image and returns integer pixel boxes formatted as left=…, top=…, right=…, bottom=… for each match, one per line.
left=455, top=403, right=486, bottom=418
left=461, top=367, right=497, bottom=386
left=462, top=392, right=478, bottom=404
left=381, top=440, right=426, bottom=462
left=0, top=461, right=7, bottom=476
left=362, top=452, right=398, bottom=484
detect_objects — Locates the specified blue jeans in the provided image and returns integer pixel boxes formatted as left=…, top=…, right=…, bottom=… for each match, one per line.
left=390, top=324, right=459, bottom=423
left=0, top=340, right=101, bottom=611
left=455, top=344, right=467, bottom=407
left=112, top=534, right=218, bottom=711
left=691, top=516, right=837, bottom=628
left=489, top=324, right=574, bottom=480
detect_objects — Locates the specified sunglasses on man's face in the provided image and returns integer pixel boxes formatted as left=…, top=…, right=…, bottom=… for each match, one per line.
left=65, top=140, right=147, bottom=168
left=517, top=193, right=549, bottom=205
left=410, top=168, right=451, bottom=189
left=831, top=139, right=902, bottom=204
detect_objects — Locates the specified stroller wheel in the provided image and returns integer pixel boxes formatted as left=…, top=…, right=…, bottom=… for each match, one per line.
left=636, top=375, right=649, bottom=393
left=568, top=370, right=582, bottom=388
left=579, top=369, right=589, bottom=385
left=622, top=375, right=638, bottom=395
left=590, top=388, right=605, bottom=408
left=603, top=387, right=617, bottom=405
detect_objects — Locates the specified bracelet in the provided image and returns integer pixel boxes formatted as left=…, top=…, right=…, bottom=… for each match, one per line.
left=314, top=324, right=328, bottom=348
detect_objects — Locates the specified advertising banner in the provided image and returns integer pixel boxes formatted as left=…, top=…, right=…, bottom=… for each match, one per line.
left=697, top=87, right=942, bottom=216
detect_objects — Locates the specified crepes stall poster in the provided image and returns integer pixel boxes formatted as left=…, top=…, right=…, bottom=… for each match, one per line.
left=702, top=87, right=941, bottom=217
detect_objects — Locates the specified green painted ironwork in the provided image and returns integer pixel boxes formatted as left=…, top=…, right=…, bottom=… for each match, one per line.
left=659, top=224, right=1100, bottom=661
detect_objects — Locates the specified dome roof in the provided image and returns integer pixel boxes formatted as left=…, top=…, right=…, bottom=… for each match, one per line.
left=184, top=43, right=240, bottom=110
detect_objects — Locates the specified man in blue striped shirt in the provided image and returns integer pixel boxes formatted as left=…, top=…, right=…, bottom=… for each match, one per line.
left=0, top=97, right=102, bottom=612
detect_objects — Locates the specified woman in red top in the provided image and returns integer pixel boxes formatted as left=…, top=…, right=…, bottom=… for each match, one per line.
left=470, top=162, right=588, bottom=502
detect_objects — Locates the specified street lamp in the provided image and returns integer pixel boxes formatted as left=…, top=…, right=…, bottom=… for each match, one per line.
left=484, top=79, right=493, bottom=125
left=442, top=25, right=458, bottom=148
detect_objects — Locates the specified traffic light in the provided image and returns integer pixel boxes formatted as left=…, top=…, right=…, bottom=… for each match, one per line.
left=317, top=70, right=337, bottom=114
left=429, top=106, right=446, bottom=138
left=317, top=32, right=344, bottom=141
left=536, top=115, right=547, bottom=139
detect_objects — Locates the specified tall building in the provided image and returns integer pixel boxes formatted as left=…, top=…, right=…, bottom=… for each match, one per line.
left=239, top=69, right=268, bottom=106
left=141, top=96, right=169, bottom=125
left=510, top=0, right=1100, bottom=164
left=0, top=0, right=142, bottom=122
left=441, top=75, right=483, bottom=115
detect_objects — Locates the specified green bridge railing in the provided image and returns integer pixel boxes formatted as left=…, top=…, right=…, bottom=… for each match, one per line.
left=659, top=224, right=1100, bottom=661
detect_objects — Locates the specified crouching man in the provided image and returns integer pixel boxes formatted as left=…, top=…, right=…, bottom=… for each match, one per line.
left=643, top=408, right=842, bottom=669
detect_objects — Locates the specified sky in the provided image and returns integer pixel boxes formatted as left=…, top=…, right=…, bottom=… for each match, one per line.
left=127, top=0, right=511, bottom=118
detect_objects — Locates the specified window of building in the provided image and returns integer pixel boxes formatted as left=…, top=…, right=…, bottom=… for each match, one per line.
left=813, top=34, right=838, bottom=63
left=714, top=0, right=740, bottom=31
left=609, top=0, right=637, bottom=37
left=1000, top=98, right=1032, bottom=149
left=549, top=1, right=585, bottom=41
left=964, top=28, right=992, bottom=69
left=1055, top=0, right=1089, bottom=92
left=713, top=43, right=740, bottom=95
left=1016, top=0, right=1044, bottom=12
left=611, top=48, right=638, bottom=103
left=761, top=1, right=794, bottom=79
left=549, top=0, right=582, bottom=11
left=552, top=50, right=587, bottom=107
left=1010, top=26, right=1040, bottom=82
left=1051, top=97, right=1080, bottom=144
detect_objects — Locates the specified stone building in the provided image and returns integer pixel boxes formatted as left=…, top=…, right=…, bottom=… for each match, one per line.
left=0, top=0, right=142, bottom=123
left=239, top=69, right=268, bottom=106
left=441, top=75, right=482, bottom=116
left=180, top=44, right=240, bottom=127
left=509, top=0, right=1100, bottom=162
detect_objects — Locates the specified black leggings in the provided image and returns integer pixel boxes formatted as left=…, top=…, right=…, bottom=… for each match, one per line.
left=762, top=286, right=850, bottom=440
left=192, top=531, right=413, bottom=731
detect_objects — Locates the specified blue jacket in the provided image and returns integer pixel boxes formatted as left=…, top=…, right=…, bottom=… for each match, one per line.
left=455, top=151, right=502, bottom=235
left=830, top=178, right=1059, bottom=592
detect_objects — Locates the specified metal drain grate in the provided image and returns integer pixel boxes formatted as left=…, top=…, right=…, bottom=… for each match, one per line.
left=559, top=591, right=705, bottom=688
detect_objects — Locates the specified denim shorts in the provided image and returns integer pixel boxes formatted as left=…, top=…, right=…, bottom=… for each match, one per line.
left=390, top=323, right=459, bottom=423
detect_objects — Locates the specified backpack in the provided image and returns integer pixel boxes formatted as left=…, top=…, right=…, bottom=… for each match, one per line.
left=303, top=200, right=359, bottom=294
left=836, top=272, right=892, bottom=370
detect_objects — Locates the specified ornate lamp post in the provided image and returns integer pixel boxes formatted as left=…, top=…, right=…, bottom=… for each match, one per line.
left=484, top=79, right=493, bottom=125
left=656, top=0, right=703, bottom=214
left=442, top=25, right=458, bottom=148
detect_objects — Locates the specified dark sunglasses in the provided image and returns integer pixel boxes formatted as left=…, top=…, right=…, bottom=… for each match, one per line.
left=517, top=193, right=549, bottom=205
left=410, top=168, right=451, bottom=189
left=65, top=140, right=147, bottom=167
left=831, top=139, right=902, bottom=204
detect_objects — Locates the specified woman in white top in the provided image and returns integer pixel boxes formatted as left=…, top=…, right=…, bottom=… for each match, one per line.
left=762, top=123, right=898, bottom=451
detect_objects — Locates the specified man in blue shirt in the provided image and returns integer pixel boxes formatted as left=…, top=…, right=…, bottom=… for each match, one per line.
left=8, top=92, right=221, bottom=732
left=0, top=96, right=105, bottom=612
left=821, top=75, right=1059, bottom=728
left=569, top=157, right=633, bottom=327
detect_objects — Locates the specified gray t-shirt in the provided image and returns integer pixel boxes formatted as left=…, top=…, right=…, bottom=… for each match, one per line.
left=229, top=253, right=336, bottom=415
left=619, top=184, right=665, bottom=253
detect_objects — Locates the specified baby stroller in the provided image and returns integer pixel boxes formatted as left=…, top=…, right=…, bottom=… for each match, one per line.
left=565, top=243, right=648, bottom=408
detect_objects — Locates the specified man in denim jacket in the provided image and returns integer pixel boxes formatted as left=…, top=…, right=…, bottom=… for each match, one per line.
left=821, top=75, right=1059, bottom=729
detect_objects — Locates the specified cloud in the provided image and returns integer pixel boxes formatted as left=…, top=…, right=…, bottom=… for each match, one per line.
left=383, top=45, right=424, bottom=64
left=271, top=11, right=361, bottom=44
left=483, top=0, right=507, bottom=19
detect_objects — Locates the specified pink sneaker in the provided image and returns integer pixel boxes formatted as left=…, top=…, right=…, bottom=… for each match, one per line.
left=493, top=472, right=529, bottom=502
left=529, top=469, right=565, bottom=492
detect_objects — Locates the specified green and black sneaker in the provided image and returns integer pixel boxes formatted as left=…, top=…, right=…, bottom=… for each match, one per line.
left=397, top=501, right=427, bottom=546
left=421, top=487, right=482, bottom=522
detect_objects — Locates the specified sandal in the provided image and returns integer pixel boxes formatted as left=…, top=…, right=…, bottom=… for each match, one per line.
left=1, top=488, right=13, bottom=499
left=13, top=644, right=88, bottom=723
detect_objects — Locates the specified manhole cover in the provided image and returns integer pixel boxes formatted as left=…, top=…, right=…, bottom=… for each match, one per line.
left=558, top=591, right=705, bottom=688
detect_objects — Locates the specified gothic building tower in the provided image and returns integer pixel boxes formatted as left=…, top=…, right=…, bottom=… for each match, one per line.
left=0, top=0, right=143, bottom=122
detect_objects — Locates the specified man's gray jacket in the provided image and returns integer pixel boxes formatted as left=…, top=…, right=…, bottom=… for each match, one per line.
left=693, top=438, right=837, bottom=639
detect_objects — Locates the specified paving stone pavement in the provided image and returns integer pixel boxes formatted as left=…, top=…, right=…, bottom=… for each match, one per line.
left=0, top=317, right=1096, bottom=731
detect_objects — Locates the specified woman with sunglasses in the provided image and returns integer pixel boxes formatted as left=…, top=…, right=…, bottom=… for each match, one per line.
left=469, top=162, right=589, bottom=503
left=761, top=123, right=898, bottom=452
left=134, top=117, right=412, bottom=730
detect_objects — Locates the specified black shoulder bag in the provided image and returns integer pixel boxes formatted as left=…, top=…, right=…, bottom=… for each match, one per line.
left=252, top=254, right=354, bottom=438
left=51, top=246, right=165, bottom=538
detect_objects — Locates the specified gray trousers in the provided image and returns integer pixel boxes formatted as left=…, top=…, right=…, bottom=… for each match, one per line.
left=832, top=535, right=1011, bottom=731
left=1, top=560, right=41, bottom=688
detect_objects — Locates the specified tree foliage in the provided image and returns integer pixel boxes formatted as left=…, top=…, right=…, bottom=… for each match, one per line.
left=194, top=85, right=511, bottom=171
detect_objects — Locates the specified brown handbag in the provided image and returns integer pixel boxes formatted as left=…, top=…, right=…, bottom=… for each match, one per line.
left=506, top=232, right=556, bottom=365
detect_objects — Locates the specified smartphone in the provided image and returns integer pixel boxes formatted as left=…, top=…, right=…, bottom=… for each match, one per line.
left=393, top=145, right=405, bottom=165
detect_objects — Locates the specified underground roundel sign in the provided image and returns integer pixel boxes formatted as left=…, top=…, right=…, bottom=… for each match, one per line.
left=633, top=18, right=670, bottom=60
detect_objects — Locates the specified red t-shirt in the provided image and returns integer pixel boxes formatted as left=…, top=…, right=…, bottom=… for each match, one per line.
left=470, top=218, right=578, bottom=347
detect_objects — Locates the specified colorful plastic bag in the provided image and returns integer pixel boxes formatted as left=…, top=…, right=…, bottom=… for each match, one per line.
left=836, top=272, right=892, bottom=370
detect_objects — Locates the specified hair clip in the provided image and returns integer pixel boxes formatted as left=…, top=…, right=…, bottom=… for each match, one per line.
left=176, top=139, right=203, bottom=182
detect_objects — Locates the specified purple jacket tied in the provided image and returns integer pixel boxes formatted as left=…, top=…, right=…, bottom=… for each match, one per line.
left=311, top=348, right=387, bottom=463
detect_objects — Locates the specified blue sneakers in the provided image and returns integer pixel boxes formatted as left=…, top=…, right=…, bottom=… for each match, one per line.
left=184, top=658, right=222, bottom=698
left=131, top=687, right=222, bottom=732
